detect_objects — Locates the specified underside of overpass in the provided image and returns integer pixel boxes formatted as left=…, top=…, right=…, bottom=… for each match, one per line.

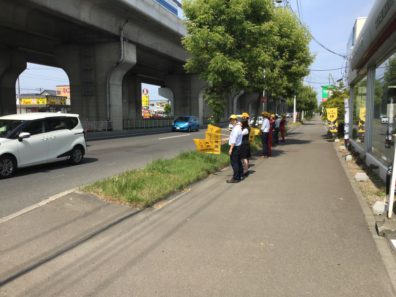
left=0, top=0, right=217, bottom=130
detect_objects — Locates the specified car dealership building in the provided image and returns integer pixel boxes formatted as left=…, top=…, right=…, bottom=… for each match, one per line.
left=347, top=0, right=396, bottom=181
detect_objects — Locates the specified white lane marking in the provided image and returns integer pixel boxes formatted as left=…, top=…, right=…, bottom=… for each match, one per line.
left=158, top=134, right=191, bottom=140
left=0, top=188, right=77, bottom=224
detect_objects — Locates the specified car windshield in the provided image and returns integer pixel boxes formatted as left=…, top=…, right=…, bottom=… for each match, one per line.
left=0, top=119, right=23, bottom=138
left=175, top=117, right=190, bottom=122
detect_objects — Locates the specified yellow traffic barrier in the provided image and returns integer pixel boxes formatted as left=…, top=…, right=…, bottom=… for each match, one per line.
left=249, top=127, right=261, bottom=144
left=194, top=124, right=222, bottom=155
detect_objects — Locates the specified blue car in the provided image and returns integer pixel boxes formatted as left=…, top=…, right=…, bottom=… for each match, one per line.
left=172, top=116, right=200, bottom=132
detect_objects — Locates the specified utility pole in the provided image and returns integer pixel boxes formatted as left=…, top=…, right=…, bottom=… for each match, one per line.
left=293, top=95, right=297, bottom=123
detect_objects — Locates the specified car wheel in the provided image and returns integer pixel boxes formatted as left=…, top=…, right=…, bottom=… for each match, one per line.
left=0, top=155, right=16, bottom=178
left=69, top=146, right=84, bottom=165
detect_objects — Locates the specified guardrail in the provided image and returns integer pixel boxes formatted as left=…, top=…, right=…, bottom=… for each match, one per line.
left=123, top=118, right=174, bottom=129
left=82, top=117, right=228, bottom=133
left=81, top=120, right=112, bottom=132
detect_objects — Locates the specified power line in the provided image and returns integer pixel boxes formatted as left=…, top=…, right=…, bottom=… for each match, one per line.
left=304, top=79, right=330, bottom=85
left=310, top=67, right=344, bottom=72
left=289, top=5, right=346, bottom=59
left=296, top=0, right=303, bottom=22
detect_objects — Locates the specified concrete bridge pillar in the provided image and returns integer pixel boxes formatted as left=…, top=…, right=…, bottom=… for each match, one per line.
left=56, top=41, right=136, bottom=130
left=164, top=74, right=205, bottom=118
left=122, top=73, right=142, bottom=120
left=0, top=50, right=26, bottom=115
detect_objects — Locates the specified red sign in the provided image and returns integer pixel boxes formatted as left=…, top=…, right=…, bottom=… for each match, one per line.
left=260, top=95, right=267, bottom=103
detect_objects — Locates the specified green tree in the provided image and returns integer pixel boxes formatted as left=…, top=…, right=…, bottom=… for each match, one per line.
left=266, top=8, right=313, bottom=101
left=182, top=0, right=312, bottom=122
left=295, top=85, right=317, bottom=118
left=164, top=103, right=172, bottom=117
left=321, top=82, right=349, bottom=135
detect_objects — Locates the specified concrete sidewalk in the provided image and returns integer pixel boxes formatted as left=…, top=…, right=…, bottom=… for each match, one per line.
left=1, top=119, right=396, bottom=297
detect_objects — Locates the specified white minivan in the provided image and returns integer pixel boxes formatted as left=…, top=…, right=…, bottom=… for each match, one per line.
left=0, top=113, right=86, bottom=178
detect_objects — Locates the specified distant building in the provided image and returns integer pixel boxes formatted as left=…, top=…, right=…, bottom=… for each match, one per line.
left=17, top=89, right=70, bottom=114
left=154, top=0, right=179, bottom=16
left=56, top=85, right=71, bottom=101
left=149, top=99, right=170, bottom=117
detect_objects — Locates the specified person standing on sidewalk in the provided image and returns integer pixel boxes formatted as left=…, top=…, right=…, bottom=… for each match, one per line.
left=227, top=115, right=243, bottom=183
left=280, top=114, right=287, bottom=143
left=261, top=112, right=270, bottom=157
left=240, top=115, right=251, bottom=177
left=268, top=114, right=275, bottom=156
left=274, top=114, right=281, bottom=144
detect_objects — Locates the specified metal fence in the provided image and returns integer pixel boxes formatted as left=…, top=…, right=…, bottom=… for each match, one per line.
left=82, top=117, right=228, bottom=133
left=123, top=118, right=174, bottom=129
left=81, top=120, right=112, bottom=132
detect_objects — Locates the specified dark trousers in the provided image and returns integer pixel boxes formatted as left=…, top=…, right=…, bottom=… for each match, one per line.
left=230, top=146, right=243, bottom=180
left=274, top=128, right=280, bottom=144
left=261, top=132, right=269, bottom=156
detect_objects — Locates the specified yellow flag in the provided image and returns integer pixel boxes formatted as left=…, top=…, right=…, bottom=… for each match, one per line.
left=326, top=108, right=338, bottom=122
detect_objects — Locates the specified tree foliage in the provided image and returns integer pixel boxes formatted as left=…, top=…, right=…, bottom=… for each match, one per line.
left=295, top=85, right=317, bottom=114
left=182, top=0, right=312, bottom=121
left=321, top=82, right=349, bottom=125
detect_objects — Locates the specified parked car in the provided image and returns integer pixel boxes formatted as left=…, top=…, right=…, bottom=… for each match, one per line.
left=0, top=113, right=86, bottom=178
left=380, top=114, right=389, bottom=124
left=172, top=116, right=199, bottom=132
left=248, top=116, right=263, bottom=127
left=286, top=113, right=292, bottom=118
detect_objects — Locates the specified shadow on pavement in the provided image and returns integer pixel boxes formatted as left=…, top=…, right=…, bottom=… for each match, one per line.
left=12, top=158, right=98, bottom=178
left=276, top=138, right=311, bottom=146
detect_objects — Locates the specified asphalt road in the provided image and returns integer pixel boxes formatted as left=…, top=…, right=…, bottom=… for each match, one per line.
left=0, top=130, right=211, bottom=218
left=1, top=119, right=395, bottom=297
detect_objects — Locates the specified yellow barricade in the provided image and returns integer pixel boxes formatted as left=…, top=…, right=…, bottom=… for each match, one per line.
left=249, top=127, right=261, bottom=144
left=194, top=124, right=222, bottom=155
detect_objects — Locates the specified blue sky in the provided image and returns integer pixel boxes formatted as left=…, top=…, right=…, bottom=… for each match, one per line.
left=17, top=0, right=374, bottom=103
left=289, top=0, right=374, bottom=102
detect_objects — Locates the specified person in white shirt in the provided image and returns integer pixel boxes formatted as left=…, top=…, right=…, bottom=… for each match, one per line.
left=227, top=115, right=243, bottom=183
left=261, top=112, right=270, bottom=157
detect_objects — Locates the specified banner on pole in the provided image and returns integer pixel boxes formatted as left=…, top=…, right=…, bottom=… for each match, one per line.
left=326, top=108, right=338, bottom=133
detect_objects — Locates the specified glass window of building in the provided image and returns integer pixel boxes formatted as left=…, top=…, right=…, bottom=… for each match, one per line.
left=372, top=52, right=396, bottom=165
left=352, top=77, right=367, bottom=148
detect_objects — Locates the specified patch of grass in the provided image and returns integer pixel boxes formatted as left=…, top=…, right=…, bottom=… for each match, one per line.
left=84, top=137, right=262, bottom=208
left=83, top=149, right=229, bottom=208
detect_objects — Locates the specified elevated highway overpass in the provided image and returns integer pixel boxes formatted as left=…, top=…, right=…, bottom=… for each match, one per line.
left=0, top=0, right=213, bottom=129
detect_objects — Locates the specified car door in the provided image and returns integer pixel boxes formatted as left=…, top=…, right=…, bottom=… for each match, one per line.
left=16, top=119, right=49, bottom=167
left=193, top=117, right=199, bottom=130
left=45, top=117, right=76, bottom=161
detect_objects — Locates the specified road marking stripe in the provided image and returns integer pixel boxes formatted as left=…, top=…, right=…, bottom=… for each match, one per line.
left=158, top=134, right=191, bottom=140
left=0, top=189, right=77, bottom=224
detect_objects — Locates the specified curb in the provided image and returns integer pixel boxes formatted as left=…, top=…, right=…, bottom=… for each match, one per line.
left=334, top=144, right=396, bottom=294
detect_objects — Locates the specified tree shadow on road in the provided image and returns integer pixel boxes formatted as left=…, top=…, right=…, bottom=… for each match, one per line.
left=12, top=158, right=98, bottom=178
